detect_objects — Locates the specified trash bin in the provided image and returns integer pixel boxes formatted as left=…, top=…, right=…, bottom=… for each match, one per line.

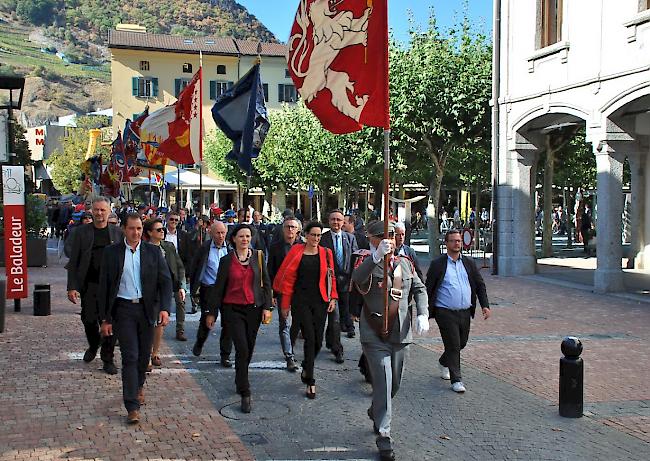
left=33, top=284, right=51, bottom=316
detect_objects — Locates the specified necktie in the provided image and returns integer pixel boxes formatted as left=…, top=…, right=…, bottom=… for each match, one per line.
left=335, top=234, right=343, bottom=268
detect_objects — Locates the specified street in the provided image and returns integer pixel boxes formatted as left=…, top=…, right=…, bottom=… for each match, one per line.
left=1, top=251, right=649, bottom=460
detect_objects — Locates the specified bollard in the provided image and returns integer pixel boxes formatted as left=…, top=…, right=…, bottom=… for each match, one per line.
left=0, top=279, right=5, bottom=333
left=559, top=336, right=583, bottom=418
left=33, top=284, right=51, bottom=316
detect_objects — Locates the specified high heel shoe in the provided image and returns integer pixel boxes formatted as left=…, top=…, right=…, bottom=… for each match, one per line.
left=306, top=385, right=316, bottom=399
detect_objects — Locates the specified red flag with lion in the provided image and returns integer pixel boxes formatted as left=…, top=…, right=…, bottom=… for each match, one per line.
left=287, top=0, right=389, bottom=134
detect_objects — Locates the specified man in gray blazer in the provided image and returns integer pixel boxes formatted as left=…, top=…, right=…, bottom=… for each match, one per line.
left=66, top=196, right=122, bottom=374
left=352, top=220, right=429, bottom=461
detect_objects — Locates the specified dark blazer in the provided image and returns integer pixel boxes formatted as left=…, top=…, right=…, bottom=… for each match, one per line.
left=395, top=244, right=423, bottom=280
left=267, top=238, right=300, bottom=295
left=424, top=255, right=489, bottom=319
left=159, top=240, right=186, bottom=290
left=207, top=250, right=272, bottom=316
left=355, top=229, right=370, bottom=250
left=188, top=239, right=231, bottom=296
left=320, top=230, right=358, bottom=293
left=251, top=222, right=269, bottom=253
left=97, top=240, right=173, bottom=325
left=165, top=228, right=191, bottom=269
left=66, top=223, right=123, bottom=291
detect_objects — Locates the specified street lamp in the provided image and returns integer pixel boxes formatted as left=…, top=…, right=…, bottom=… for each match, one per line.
left=0, top=76, right=26, bottom=165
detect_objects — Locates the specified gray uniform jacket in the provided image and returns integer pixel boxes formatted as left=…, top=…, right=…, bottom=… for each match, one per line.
left=352, top=255, right=428, bottom=344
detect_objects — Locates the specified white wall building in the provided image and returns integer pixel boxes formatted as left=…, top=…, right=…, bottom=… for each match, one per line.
left=495, top=0, right=650, bottom=292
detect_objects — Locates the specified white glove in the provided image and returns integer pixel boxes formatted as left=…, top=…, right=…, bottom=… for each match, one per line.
left=415, top=314, right=430, bottom=335
left=372, top=239, right=393, bottom=263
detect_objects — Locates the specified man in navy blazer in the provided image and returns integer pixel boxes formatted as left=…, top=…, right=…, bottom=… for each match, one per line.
left=98, top=213, right=172, bottom=424
left=320, top=210, right=359, bottom=362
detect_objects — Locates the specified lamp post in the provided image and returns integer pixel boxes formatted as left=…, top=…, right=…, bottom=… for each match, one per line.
left=0, top=76, right=26, bottom=314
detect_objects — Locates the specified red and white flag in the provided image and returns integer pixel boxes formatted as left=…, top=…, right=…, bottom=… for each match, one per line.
left=140, top=69, right=203, bottom=165
left=287, top=0, right=389, bottom=134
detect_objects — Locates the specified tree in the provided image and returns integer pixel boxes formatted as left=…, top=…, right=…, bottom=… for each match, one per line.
left=46, top=116, right=109, bottom=194
left=15, top=0, right=61, bottom=26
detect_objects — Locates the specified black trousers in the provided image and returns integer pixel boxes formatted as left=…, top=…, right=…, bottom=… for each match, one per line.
left=434, top=307, right=471, bottom=384
left=221, top=304, right=262, bottom=397
left=293, top=298, right=327, bottom=386
left=337, top=291, right=354, bottom=332
left=113, top=301, right=154, bottom=412
left=195, top=285, right=233, bottom=358
left=81, top=282, right=115, bottom=363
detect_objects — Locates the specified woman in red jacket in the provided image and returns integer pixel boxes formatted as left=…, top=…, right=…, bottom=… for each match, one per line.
left=273, top=221, right=337, bottom=399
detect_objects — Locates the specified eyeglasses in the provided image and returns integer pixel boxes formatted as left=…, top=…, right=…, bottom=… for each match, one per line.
left=152, top=228, right=165, bottom=232
left=168, top=218, right=179, bottom=222
left=308, top=233, right=322, bottom=238
left=285, top=225, right=298, bottom=229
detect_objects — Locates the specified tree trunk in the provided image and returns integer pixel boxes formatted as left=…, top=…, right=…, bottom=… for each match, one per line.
left=542, top=147, right=555, bottom=258
left=427, top=169, right=444, bottom=258
left=474, top=182, right=481, bottom=250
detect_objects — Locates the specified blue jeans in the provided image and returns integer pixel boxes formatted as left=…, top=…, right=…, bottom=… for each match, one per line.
left=278, top=295, right=294, bottom=359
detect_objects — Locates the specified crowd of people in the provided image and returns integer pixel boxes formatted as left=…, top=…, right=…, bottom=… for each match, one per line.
left=64, top=196, right=491, bottom=461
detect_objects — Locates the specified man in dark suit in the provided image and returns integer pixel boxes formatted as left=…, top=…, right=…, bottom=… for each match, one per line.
left=163, top=210, right=191, bottom=341
left=66, top=196, right=122, bottom=374
left=425, top=229, right=491, bottom=393
left=251, top=210, right=269, bottom=254
left=321, top=210, right=358, bottom=360
left=394, top=222, right=423, bottom=279
left=344, top=213, right=369, bottom=250
left=98, top=213, right=172, bottom=424
left=189, top=221, right=233, bottom=367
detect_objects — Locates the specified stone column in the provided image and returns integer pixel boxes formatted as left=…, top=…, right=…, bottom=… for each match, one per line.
left=510, top=148, right=538, bottom=275
left=594, top=142, right=625, bottom=292
left=627, top=152, right=646, bottom=269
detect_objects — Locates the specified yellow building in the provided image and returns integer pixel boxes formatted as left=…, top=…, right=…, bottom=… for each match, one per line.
left=108, top=26, right=294, bottom=211
left=108, top=25, right=293, bottom=137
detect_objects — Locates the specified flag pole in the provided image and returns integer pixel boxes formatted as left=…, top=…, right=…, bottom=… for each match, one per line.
left=148, top=169, right=152, bottom=207
left=199, top=51, right=204, bottom=216
left=382, top=128, right=390, bottom=336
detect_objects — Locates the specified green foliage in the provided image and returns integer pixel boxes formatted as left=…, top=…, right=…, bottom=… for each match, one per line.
left=551, top=129, right=596, bottom=189
left=15, top=0, right=62, bottom=26
left=46, top=116, right=109, bottom=194
left=25, top=195, right=47, bottom=236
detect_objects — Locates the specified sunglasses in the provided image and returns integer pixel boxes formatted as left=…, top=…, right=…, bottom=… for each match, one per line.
left=152, top=228, right=165, bottom=232
left=168, top=218, right=179, bottom=222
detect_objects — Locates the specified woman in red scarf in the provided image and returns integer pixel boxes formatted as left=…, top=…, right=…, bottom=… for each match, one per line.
left=273, top=221, right=337, bottom=399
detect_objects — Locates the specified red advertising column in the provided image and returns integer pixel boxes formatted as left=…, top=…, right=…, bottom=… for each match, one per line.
left=3, top=166, right=28, bottom=300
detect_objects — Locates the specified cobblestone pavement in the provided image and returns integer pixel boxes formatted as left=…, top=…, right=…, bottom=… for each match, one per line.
left=2, top=252, right=650, bottom=460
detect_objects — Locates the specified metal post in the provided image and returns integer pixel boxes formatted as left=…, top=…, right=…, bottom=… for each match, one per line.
left=559, top=336, right=584, bottom=418
left=381, top=129, right=390, bottom=336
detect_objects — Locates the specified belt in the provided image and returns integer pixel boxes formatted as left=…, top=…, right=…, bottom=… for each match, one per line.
left=117, top=297, right=143, bottom=304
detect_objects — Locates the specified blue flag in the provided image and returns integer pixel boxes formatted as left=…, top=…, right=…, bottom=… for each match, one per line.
left=211, top=63, right=270, bottom=175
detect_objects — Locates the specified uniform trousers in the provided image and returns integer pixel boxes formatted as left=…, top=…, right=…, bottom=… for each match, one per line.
left=434, top=307, right=471, bottom=383
left=113, top=301, right=154, bottom=412
left=195, top=285, right=233, bottom=358
left=174, top=286, right=186, bottom=334
left=362, top=339, right=407, bottom=451
left=221, top=303, right=263, bottom=397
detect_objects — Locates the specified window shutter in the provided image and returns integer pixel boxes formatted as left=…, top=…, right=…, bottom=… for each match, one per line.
left=132, top=77, right=139, bottom=96
left=210, top=81, right=216, bottom=100
left=227, top=81, right=234, bottom=89
left=278, top=84, right=284, bottom=102
left=152, top=78, right=159, bottom=97
left=174, top=79, right=181, bottom=97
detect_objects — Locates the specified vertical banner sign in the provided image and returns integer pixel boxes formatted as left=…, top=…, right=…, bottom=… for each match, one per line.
left=3, top=166, right=28, bottom=299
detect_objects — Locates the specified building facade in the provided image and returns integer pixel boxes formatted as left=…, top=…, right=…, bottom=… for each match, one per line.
left=495, top=0, right=650, bottom=291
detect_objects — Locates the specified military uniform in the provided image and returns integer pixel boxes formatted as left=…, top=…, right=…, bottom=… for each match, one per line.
left=351, top=221, right=428, bottom=459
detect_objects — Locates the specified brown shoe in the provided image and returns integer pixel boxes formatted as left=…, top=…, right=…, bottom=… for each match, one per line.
left=151, top=355, right=162, bottom=367
left=137, top=387, right=145, bottom=405
left=176, top=331, right=188, bottom=341
left=127, top=410, right=140, bottom=424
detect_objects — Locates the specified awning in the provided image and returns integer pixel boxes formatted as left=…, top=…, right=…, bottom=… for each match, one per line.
left=130, top=168, right=237, bottom=190
left=33, top=162, right=51, bottom=180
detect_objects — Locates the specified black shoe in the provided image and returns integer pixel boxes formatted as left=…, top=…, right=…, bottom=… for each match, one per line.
left=220, top=357, right=233, bottom=368
left=334, top=352, right=344, bottom=364
left=188, top=308, right=197, bottom=315
left=379, top=449, right=395, bottom=461
left=241, top=396, right=251, bottom=413
left=83, top=347, right=98, bottom=363
left=103, top=361, right=118, bottom=375
left=347, top=330, right=356, bottom=338
left=286, top=357, right=298, bottom=372
left=192, top=342, right=202, bottom=357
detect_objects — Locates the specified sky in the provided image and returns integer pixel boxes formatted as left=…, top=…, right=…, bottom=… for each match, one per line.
left=237, top=0, right=493, bottom=44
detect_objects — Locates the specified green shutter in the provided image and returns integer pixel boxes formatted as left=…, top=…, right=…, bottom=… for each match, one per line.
left=278, top=84, right=284, bottom=102
left=209, top=80, right=216, bottom=100
left=132, top=77, right=139, bottom=96
left=152, top=78, right=159, bottom=97
left=227, top=81, right=234, bottom=89
left=174, top=79, right=181, bottom=98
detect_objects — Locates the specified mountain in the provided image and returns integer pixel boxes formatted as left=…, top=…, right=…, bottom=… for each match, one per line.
left=0, top=0, right=278, bottom=125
